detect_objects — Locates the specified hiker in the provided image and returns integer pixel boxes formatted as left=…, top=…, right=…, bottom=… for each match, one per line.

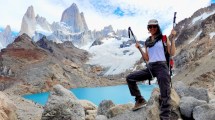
left=126, top=19, right=176, bottom=120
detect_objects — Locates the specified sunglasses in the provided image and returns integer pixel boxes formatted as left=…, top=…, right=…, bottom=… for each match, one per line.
left=148, top=25, right=157, bottom=29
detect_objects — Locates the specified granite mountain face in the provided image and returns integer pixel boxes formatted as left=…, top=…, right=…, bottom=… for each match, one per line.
left=0, top=33, right=122, bottom=93
left=0, top=25, right=14, bottom=49
left=0, top=3, right=215, bottom=120
left=0, top=3, right=215, bottom=94
left=60, top=3, right=88, bottom=33
left=0, top=3, right=128, bottom=93
left=20, top=6, right=37, bottom=37
left=18, top=3, right=127, bottom=48
left=173, top=4, right=215, bottom=90
left=19, top=4, right=92, bottom=46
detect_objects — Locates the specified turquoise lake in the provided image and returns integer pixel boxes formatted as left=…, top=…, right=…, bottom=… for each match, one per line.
left=23, top=84, right=157, bottom=106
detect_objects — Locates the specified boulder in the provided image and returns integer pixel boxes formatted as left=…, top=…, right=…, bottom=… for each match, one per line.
left=0, top=91, right=17, bottom=120
left=108, top=88, right=181, bottom=120
left=95, top=115, right=108, bottom=120
left=42, top=84, right=85, bottom=120
left=209, top=99, right=215, bottom=104
left=106, top=103, right=133, bottom=118
left=173, top=81, right=187, bottom=97
left=85, top=110, right=97, bottom=120
left=174, top=81, right=209, bottom=102
left=179, top=96, right=207, bottom=118
left=97, top=100, right=115, bottom=116
left=78, top=100, right=97, bottom=120
left=193, top=103, right=215, bottom=120
left=145, top=88, right=160, bottom=120
left=78, top=100, right=97, bottom=110
left=48, top=84, right=77, bottom=100
left=146, top=88, right=181, bottom=120
left=109, top=106, right=147, bottom=120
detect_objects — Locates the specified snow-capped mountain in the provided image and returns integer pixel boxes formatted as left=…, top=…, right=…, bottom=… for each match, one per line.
left=174, top=4, right=215, bottom=69
left=61, top=3, right=88, bottom=33
left=0, top=25, right=14, bottom=49
left=172, top=4, right=215, bottom=89
left=4, top=2, right=215, bottom=78
left=19, top=5, right=37, bottom=37
left=13, top=3, right=135, bottom=76
left=83, top=37, right=143, bottom=76
left=0, top=2, right=215, bottom=93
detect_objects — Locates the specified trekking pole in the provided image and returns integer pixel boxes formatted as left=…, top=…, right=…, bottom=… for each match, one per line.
left=169, top=12, right=177, bottom=87
left=128, top=27, right=154, bottom=84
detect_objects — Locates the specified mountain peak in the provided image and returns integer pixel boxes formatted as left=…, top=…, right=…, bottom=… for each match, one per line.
left=25, top=5, right=35, bottom=19
left=60, top=3, right=88, bottom=33
left=7, top=33, right=36, bottom=50
left=4, top=25, right=12, bottom=35
left=70, top=3, right=78, bottom=9
left=0, top=25, right=14, bottom=49
left=19, top=5, right=36, bottom=37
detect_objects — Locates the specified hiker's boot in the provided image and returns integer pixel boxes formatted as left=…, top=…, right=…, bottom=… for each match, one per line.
left=132, top=96, right=147, bottom=111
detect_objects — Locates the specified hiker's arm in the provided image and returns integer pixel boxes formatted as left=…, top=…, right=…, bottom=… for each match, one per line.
left=135, top=42, right=149, bottom=61
left=167, top=29, right=176, bottom=56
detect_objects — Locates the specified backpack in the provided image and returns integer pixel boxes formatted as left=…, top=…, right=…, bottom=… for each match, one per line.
left=161, top=35, right=174, bottom=76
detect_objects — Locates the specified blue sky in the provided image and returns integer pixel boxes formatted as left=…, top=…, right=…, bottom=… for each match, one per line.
left=0, top=0, right=213, bottom=39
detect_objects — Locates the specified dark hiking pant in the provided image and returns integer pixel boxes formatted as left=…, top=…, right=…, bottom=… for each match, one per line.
left=126, top=61, right=171, bottom=120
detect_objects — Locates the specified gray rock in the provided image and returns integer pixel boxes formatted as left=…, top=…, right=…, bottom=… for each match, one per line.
left=146, top=88, right=181, bottom=120
left=209, top=99, right=215, bottom=104
left=95, top=115, right=108, bottom=120
left=97, top=100, right=115, bottom=116
left=106, top=103, right=133, bottom=118
left=109, top=88, right=181, bottom=120
left=174, top=81, right=209, bottom=102
left=193, top=103, right=215, bottom=120
left=78, top=100, right=97, bottom=110
left=179, top=96, right=207, bottom=118
left=173, top=81, right=187, bottom=97
left=42, top=84, right=85, bottom=120
left=49, top=84, right=77, bottom=100
left=109, top=106, right=147, bottom=120
left=187, top=87, right=209, bottom=102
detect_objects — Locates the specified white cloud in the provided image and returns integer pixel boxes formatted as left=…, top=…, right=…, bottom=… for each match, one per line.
left=0, top=0, right=211, bottom=39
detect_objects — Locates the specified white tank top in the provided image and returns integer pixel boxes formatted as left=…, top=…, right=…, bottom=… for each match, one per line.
left=147, top=40, right=166, bottom=63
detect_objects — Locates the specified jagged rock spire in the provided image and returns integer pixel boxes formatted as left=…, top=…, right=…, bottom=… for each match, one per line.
left=19, top=5, right=36, bottom=37
left=0, top=25, right=14, bottom=49
left=4, top=25, right=12, bottom=36
left=60, top=3, right=88, bottom=33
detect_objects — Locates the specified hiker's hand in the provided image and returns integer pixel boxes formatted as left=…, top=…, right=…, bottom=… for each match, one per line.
left=171, top=29, right=176, bottom=36
left=135, top=42, right=141, bottom=49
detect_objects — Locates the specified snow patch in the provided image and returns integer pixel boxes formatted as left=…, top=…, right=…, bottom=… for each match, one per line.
left=188, top=30, right=202, bottom=44
left=192, top=11, right=215, bottom=24
left=85, top=37, right=142, bottom=75
left=36, top=25, right=52, bottom=36
left=209, top=32, right=215, bottom=39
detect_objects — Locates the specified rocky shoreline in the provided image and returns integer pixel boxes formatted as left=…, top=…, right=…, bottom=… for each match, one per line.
left=1, top=81, right=215, bottom=120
